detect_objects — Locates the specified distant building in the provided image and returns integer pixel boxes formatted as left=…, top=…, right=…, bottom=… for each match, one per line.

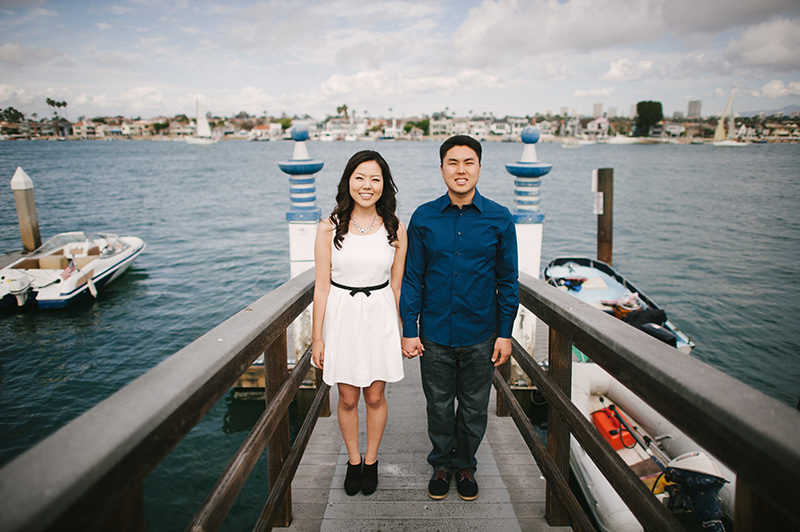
left=665, top=123, right=686, bottom=137
left=593, top=103, right=603, bottom=118
left=608, top=107, right=617, bottom=118
left=688, top=100, right=702, bottom=118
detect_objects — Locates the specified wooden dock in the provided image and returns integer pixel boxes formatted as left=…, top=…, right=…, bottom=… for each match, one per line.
left=287, top=352, right=572, bottom=531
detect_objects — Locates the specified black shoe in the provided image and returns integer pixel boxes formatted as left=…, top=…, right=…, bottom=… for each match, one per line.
left=361, top=460, right=378, bottom=495
left=344, top=458, right=362, bottom=496
left=456, top=469, right=478, bottom=501
left=428, top=470, right=451, bottom=500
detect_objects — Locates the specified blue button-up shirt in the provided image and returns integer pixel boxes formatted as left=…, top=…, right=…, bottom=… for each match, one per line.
left=400, top=190, right=519, bottom=347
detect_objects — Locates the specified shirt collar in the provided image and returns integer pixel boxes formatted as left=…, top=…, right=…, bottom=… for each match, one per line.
left=435, top=189, right=485, bottom=213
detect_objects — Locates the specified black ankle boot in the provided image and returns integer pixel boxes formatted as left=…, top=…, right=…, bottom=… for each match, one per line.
left=344, top=458, right=362, bottom=495
left=361, top=460, right=378, bottom=495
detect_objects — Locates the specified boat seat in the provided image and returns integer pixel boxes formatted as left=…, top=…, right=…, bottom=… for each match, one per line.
left=13, top=258, right=39, bottom=269
left=630, top=458, right=662, bottom=478
left=582, top=277, right=608, bottom=290
left=39, top=255, right=68, bottom=270
left=74, top=256, right=96, bottom=269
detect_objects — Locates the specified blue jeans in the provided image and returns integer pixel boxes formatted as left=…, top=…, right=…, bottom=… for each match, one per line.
left=419, top=334, right=496, bottom=474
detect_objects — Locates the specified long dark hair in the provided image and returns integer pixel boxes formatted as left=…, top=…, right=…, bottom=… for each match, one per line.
left=330, top=150, right=399, bottom=250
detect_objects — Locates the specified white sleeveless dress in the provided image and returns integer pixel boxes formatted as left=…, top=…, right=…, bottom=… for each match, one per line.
left=317, top=225, right=404, bottom=387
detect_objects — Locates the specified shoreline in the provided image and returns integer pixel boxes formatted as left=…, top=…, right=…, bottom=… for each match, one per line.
left=2, top=135, right=798, bottom=144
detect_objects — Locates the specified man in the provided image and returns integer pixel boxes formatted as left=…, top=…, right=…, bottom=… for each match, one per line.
left=400, top=135, right=519, bottom=501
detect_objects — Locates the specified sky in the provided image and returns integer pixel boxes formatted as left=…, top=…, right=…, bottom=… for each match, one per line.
left=1, top=0, right=799, bottom=122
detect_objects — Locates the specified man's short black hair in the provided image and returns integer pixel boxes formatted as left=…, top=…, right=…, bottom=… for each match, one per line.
left=439, top=135, right=482, bottom=165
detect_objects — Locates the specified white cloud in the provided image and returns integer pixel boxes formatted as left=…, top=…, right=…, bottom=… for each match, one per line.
left=0, top=83, right=35, bottom=105
left=31, top=8, right=57, bottom=17
left=107, top=5, right=133, bottom=15
left=752, top=79, right=800, bottom=98
left=661, top=0, right=800, bottom=34
left=544, top=63, right=574, bottom=81
left=724, top=18, right=800, bottom=71
left=574, top=87, right=616, bottom=98
left=0, top=43, right=64, bottom=66
left=453, top=0, right=664, bottom=67
left=1, top=0, right=798, bottom=119
left=94, top=50, right=141, bottom=67
left=89, top=86, right=167, bottom=113
left=605, top=59, right=654, bottom=81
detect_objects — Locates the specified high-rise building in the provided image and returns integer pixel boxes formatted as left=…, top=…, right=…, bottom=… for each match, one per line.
left=593, top=102, right=603, bottom=118
left=688, top=100, right=702, bottom=118
left=608, top=106, right=618, bottom=118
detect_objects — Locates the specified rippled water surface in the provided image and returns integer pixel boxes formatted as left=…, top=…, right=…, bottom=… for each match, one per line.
left=1, top=138, right=798, bottom=529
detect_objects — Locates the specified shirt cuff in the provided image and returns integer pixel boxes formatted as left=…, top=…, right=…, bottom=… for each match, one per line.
left=498, top=321, right=514, bottom=339
left=402, top=320, right=419, bottom=338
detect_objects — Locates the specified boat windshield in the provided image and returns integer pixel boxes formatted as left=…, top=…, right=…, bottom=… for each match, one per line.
left=33, top=232, right=93, bottom=256
left=98, top=233, right=129, bottom=256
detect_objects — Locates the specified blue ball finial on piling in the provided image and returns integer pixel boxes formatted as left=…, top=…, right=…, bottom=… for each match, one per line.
left=505, top=125, right=552, bottom=224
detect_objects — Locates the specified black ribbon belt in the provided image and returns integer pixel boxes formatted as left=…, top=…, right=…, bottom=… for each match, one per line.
left=331, top=279, right=389, bottom=297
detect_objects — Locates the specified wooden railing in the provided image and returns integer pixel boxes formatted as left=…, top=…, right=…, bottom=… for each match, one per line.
left=1, top=269, right=798, bottom=532
left=494, top=272, right=800, bottom=531
left=0, top=268, right=320, bottom=532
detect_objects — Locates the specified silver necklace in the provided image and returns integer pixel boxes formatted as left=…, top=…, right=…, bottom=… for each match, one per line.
left=352, top=213, right=376, bottom=234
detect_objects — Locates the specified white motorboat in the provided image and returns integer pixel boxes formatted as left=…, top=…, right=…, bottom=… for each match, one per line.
left=0, top=232, right=145, bottom=309
left=571, top=362, right=735, bottom=532
left=606, top=135, right=641, bottom=145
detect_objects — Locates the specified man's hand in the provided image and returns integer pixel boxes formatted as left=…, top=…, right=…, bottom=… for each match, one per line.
left=492, top=337, right=512, bottom=367
left=402, top=336, right=425, bottom=359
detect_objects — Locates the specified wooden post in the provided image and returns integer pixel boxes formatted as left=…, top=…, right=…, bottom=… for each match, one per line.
left=734, top=397, right=800, bottom=531
left=314, top=366, right=330, bottom=418
left=265, top=331, right=292, bottom=527
left=10, top=167, right=41, bottom=252
left=496, top=359, right=510, bottom=416
left=96, top=483, right=144, bottom=532
left=595, top=168, right=613, bottom=265
left=545, top=328, right=572, bottom=526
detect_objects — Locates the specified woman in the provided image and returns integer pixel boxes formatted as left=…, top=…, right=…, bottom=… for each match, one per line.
left=312, top=150, right=407, bottom=496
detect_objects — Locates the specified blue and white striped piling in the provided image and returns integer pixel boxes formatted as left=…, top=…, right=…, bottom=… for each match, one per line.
left=278, top=124, right=323, bottom=357
left=278, top=124, right=324, bottom=279
left=506, top=126, right=552, bottom=355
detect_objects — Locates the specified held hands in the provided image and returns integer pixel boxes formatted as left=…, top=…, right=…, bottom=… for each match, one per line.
left=492, top=337, right=512, bottom=367
left=401, top=337, right=424, bottom=359
left=312, top=340, right=324, bottom=369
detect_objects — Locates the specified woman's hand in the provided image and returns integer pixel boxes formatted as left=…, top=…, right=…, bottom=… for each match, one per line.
left=312, top=340, right=324, bottom=369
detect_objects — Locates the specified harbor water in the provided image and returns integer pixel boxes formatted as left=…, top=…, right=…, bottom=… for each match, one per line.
left=1, top=138, right=799, bottom=529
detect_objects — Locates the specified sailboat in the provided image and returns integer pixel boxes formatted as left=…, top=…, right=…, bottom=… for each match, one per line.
left=185, top=100, right=219, bottom=145
left=712, top=92, right=748, bottom=147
